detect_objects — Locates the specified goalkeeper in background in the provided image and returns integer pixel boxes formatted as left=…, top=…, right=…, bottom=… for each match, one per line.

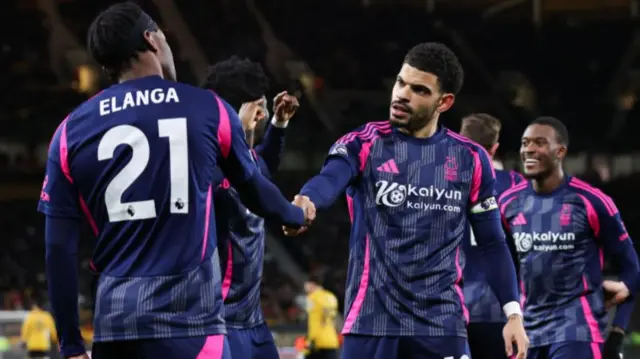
left=304, top=274, right=340, bottom=359
left=21, top=295, right=57, bottom=359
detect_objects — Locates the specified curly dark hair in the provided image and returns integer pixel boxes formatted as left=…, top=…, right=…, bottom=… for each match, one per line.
left=531, top=116, right=570, bottom=146
left=201, top=56, right=270, bottom=111
left=87, top=2, right=157, bottom=80
left=404, top=42, right=464, bottom=95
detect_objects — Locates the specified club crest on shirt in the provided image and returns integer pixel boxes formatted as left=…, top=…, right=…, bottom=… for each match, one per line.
left=444, top=156, right=458, bottom=181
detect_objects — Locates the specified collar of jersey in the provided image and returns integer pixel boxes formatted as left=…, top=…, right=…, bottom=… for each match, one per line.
left=526, top=175, right=572, bottom=198
left=392, top=125, right=446, bottom=144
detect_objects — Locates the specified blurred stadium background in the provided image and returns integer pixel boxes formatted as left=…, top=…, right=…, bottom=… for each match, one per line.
left=2, top=0, right=640, bottom=357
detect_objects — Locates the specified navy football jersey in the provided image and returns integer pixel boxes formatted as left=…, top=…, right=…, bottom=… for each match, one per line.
left=463, top=169, right=524, bottom=323
left=38, top=75, right=259, bottom=341
left=499, top=176, right=633, bottom=347
left=215, top=129, right=284, bottom=328
left=326, top=121, right=497, bottom=337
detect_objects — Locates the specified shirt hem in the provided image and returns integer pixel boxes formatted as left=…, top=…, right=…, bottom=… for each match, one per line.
left=529, top=337, right=606, bottom=347
left=343, top=330, right=467, bottom=337
left=93, top=326, right=227, bottom=342
left=225, top=320, right=265, bottom=329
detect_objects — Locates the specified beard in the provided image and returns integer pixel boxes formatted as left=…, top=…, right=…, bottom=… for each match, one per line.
left=390, top=103, right=438, bottom=133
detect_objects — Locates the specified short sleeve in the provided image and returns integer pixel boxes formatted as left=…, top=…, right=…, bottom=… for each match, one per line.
left=468, top=146, right=498, bottom=215
left=37, top=122, right=81, bottom=218
left=214, top=94, right=258, bottom=185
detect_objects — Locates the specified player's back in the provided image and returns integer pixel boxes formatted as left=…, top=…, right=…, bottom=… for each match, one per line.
left=463, top=169, right=523, bottom=323
left=58, top=75, right=228, bottom=341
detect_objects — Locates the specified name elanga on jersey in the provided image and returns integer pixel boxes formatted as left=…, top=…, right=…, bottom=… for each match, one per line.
left=99, top=87, right=180, bottom=116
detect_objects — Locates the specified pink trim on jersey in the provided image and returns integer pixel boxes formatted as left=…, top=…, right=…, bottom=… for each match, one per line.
left=346, top=194, right=354, bottom=223
left=335, top=121, right=391, bottom=145
left=334, top=122, right=392, bottom=173
left=569, top=178, right=617, bottom=216
left=221, top=243, right=233, bottom=300
left=454, top=246, right=469, bottom=324
left=469, top=150, right=482, bottom=204
left=590, top=342, right=603, bottom=359
left=201, top=185, right=213, bottom=261
left=577, top=194, right=605, bottom=269
left=581, top=275, right=604, bottom=343
left=519, top=280, right=526, bottom=308
left=342, top=236, right=371, bottom=334
left=79, top=196, right=98, bottom=236
left=196, top=334, right=225, bottom=359
left=212, top=93, right=232, bottom=159
left=498, top=182, right=528, bottom=204
left=58, top=120, right=99, bottom=236
left=577, top=194, right=601, bottom=238
left=445, top=130, right=496, bottom=178
left=59, top=121, right=72, bottom=183
left=358, top=141, right=374, bottom=173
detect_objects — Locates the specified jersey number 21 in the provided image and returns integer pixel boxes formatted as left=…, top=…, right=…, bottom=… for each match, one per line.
left=98, top=118, right=188, bottom=222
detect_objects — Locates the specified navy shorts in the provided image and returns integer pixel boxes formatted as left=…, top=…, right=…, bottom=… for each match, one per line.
left=341, top=335, right=470, bottom=359
left=468, top=322, right=509, bottom=359
left=91, top=334, right=231, bottom=359
left=528, top=341, right=603, bottom=359
left=226, top=323, right=279, bottom=359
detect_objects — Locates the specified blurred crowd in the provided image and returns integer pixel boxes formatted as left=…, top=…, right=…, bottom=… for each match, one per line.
left=2, top=0, right=640, bottom=331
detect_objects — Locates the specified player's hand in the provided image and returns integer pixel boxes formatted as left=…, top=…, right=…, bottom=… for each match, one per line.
left=503, top=314, right=529, bottom=359
left=68, top=354, right=91, bottom=359
left=603, top=280, right=630, bottom=309
left=284, top=195, right=316, bottom=236
left=273, top=91, right=299, bottom=124
left=239, top=98, right=267, bottom=132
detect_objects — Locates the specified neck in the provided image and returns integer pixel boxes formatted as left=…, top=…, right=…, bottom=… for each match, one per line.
left=532, top=167, right=565, bottom=193
left=118, top=60, right=162, bottom=83
left=398, top=115, right=439, bottom=138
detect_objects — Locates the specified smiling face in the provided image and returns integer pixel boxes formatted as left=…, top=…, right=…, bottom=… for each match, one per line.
left=389, top=63, right=454, bottom=132
left=520, top=124, right=567, bottom=180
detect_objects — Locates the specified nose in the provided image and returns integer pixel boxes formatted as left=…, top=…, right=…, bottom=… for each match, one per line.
left=521, top=143, right=537, bottom=157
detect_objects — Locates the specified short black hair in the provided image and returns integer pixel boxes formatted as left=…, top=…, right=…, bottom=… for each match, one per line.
left=202, top=56, right=270, bottom=110
left=404, top=42, right=464, bottom=95
left=531, top=116, right=570, bottom=146
left=87, top=2, right=155, bottom=80
left=460, top=113, right=502, bottom=150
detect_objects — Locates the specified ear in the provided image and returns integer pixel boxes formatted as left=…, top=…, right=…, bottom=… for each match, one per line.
left=143, top=31, right=159, bottom=53
left=488, top=142, right=499, bottom=158
left=437, top=93, right=455, bottom=113
left=556, top=145, right=568, bottom=160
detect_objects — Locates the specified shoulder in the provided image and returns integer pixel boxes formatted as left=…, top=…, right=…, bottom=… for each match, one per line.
left=498, top=181, right=529, bottom=206
left=443, top=129, right=493, bottom=167
left=443, top=129, right=487, bottom=154
left=509, top=170, right=525, bottom=184
left=567, top=177, right=618, bottom=216
left=335, top=121, right=392, bottom=145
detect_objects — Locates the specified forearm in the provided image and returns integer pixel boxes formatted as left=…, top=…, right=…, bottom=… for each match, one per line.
left=44, top=216, right=85, bottom=357
left=234, top=171, right=305, bottom=227
left=300, top=158, right=354, bottom=210
left=612, top=242, right=640, bottom=294
left=255, top=119, right=286, bottom=174
left=470, top=212, right=521, bottom=313
left=612, top=296, right=635, bottom=330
